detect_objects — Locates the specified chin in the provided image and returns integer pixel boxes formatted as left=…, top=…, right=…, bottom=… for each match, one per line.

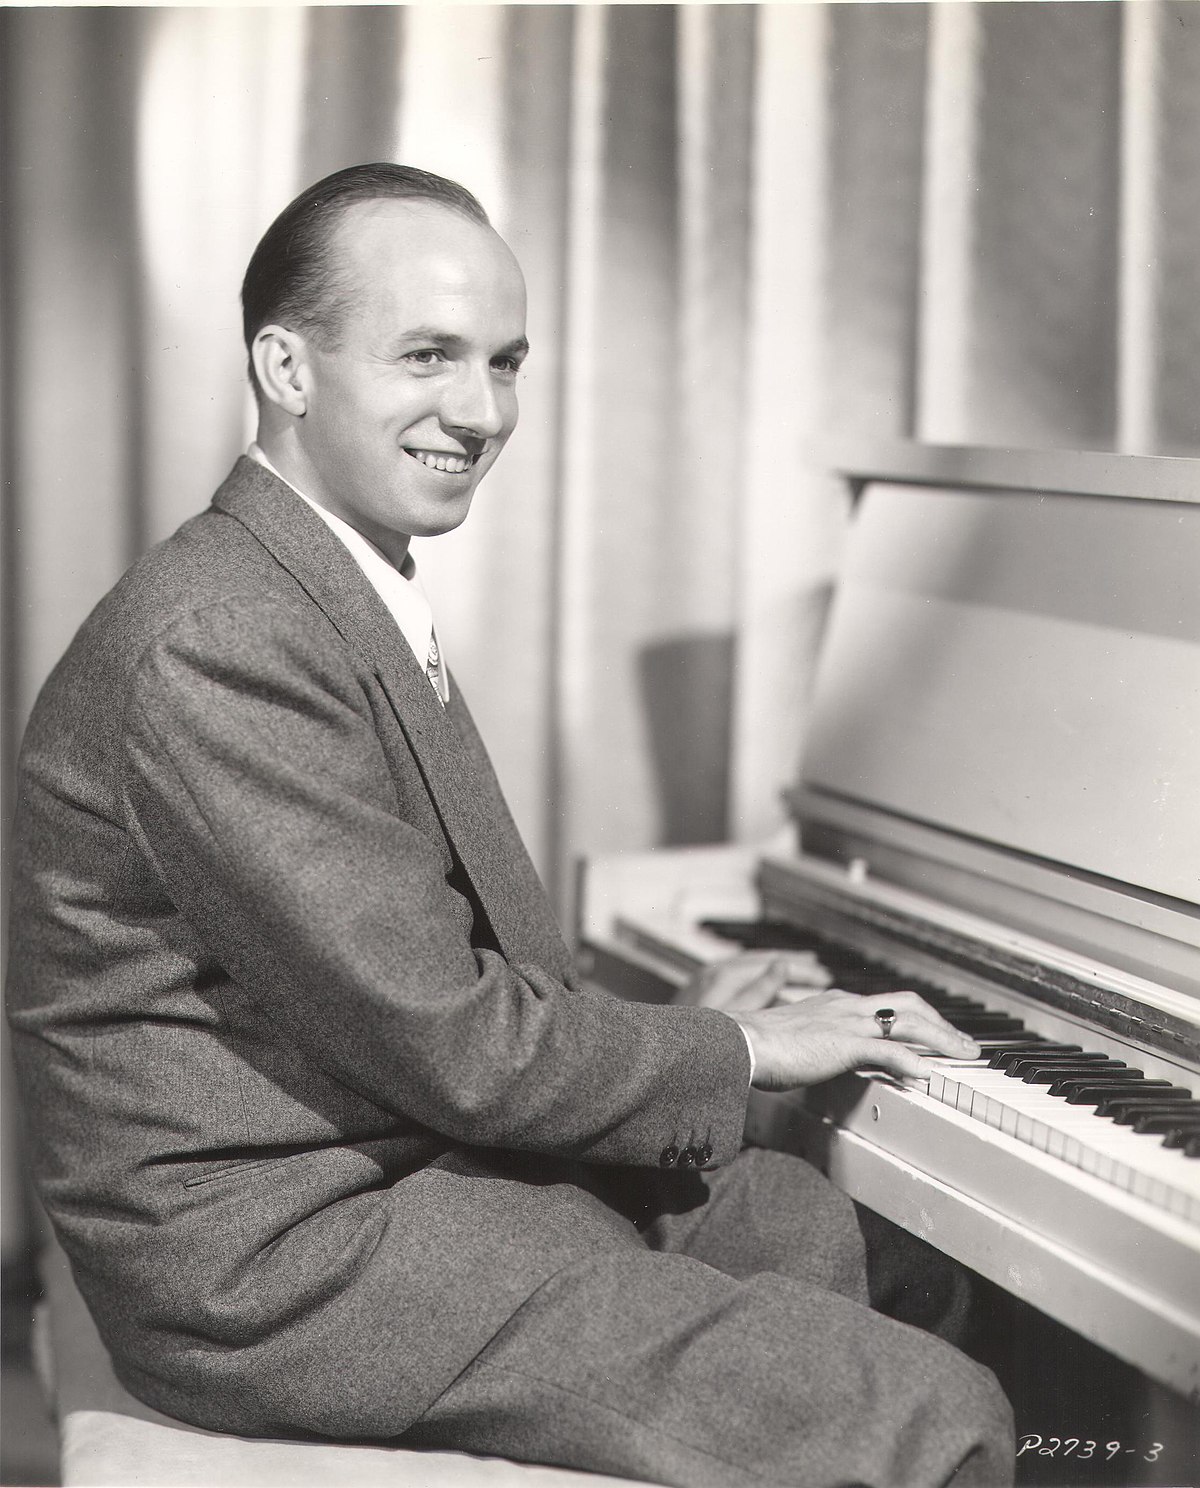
left=409, top=501, right=476, bottom=539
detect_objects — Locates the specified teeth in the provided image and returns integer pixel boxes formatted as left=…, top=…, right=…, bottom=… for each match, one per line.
left=408, top=449, right=471, bottom=474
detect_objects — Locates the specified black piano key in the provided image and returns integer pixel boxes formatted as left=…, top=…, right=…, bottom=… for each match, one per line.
left=952, top=1014, right=1028, bottom=1036
left=1182, top=1134, right=1200, bottom=1158
left=991, top=1044, right=1084, bottom=1070
left=909, top=983, right=961, bottom=1004
left=1062, top=1080, right=1173, bottom=1106
left=698, top=917, right=754, bottom=945
left=1003, top=1052, right=1113, bottom=1078
left=1022, top=1061, right=1129, bottom=1085
left=1006, top=1053, right=1117, bottom=1074
left=1000, top=1047, right=1106, bottom=1064
left=1115, top=1097, right=1200, bottom=1115
left=1045, top=1073, right=1143, bottom=1097
left=701, top=918, right=823, bottom=953
left=979, top=1039, right=1048, bottom=1059
left=1163, top=1124, right=1200, bottom=1150
left=1101, top=1093, right=1196, bottom=1122
left=844, top=978, right=903, bottom=996
left=1049, top=1073, right=1151, bottom=1097
left=976, top=1039, right=1047, bottom=1058
left=1131, top=1113, right=1200, bottom=1137
left=1128, top=1104, right=1200, bottom=1125
left=1016, top=1063, right=1128, bottom=1085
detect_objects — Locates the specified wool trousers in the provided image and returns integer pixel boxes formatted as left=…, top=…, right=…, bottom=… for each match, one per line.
left=402, top=1146, right=1015, bottom=1487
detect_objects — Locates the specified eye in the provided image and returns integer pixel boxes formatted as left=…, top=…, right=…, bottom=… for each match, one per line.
left=403, top=348, right=445, bottom=369
left=491, top=354, right=524, bottom=378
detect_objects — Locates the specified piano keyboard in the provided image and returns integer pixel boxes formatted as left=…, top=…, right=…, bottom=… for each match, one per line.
left=928, top=1060, right=1199, bottom=1224
left=699, top=918, right=1200, bottom=1227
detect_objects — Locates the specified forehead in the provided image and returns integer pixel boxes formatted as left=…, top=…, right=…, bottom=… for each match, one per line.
left=330, top=200, right=526, bottom=330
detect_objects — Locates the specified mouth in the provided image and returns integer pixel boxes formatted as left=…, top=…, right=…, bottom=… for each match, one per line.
left=403, top=447, right=481, bottom=475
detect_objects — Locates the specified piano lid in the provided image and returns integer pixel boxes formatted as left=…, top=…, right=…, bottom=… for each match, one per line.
left=791, top=482, right=1200, bottom=996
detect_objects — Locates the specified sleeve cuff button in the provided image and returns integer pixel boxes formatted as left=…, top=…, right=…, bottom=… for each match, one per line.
left=659, top=1145, right=680, bottom=1167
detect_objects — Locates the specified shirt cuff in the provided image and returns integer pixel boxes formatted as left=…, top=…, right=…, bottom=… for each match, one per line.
left=738, top=1021, right=756, bottom=1084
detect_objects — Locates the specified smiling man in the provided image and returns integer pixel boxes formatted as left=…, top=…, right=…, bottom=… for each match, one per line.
left=246, top=180, right=527, bottom=558
left=7, top=165, right=1013, bottom=1488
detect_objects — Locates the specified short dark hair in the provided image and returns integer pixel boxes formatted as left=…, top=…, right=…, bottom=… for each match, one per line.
left=241, top=163, right=490, bottom=395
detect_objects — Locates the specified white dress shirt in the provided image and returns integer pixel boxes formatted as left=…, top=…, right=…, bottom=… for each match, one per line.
left=247, top=444, right=448, bottom=704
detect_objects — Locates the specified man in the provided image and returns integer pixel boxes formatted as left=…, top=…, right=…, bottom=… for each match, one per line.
left=7, top=164, right=1013, bottom=1487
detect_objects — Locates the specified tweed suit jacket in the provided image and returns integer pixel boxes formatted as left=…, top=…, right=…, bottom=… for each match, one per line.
left=7, top=458, right=752, bottom=1441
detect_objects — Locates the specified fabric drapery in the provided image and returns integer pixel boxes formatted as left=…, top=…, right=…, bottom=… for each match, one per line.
left=0, top=6, right=841, bottom=921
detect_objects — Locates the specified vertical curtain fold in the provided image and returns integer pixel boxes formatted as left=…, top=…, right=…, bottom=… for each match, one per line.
left=731, top=2, right=844, bottom=844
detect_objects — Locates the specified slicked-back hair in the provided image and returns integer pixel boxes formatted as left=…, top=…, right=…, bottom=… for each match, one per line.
left=241, top=163, right=490, bottom=396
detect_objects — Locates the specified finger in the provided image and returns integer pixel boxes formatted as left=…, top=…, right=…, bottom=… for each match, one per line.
left=863, top=1004, right=978, bottom=1060
left=685, top=957, right=779, bottom=1011
left=880, top=989, right=971, bottom=1038
left=776, top=952, right=832, bottom=987
left=854, top=1038, right=936, bottom=1083
left=720, top=950, right=831, bottom=986
left=726, top=958, right=792, bottom=1012
left=909, top=1017, right=979, bottom=1060
left=772, top=984, right=825, bottom=1006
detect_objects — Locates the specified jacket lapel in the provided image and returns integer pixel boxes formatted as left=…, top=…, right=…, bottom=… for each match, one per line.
left=212, top=458, right=571, bottom=978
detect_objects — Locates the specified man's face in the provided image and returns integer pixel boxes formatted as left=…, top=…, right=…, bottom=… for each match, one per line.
left=283, top=200, right=528, bottom=555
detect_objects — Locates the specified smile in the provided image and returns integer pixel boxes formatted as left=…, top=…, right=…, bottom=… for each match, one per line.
left=404, top=448, right=477, bottom=474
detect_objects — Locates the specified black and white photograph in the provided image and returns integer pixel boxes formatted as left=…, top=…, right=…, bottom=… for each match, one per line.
left=2, top=4, right=1198, bottom=1486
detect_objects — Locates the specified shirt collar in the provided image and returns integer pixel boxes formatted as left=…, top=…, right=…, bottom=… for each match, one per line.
left=247, top=444, right=448, bottom=702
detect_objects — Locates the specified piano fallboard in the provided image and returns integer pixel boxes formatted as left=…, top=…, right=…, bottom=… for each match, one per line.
left=578, top=844, right=1200, bottom=1401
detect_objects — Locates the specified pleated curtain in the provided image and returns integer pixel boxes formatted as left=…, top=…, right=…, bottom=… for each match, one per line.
left=0, top=5, right=842, bottom=909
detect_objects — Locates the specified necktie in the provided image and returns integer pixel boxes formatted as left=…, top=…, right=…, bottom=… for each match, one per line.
left=426, top=633, right=443, bottom=701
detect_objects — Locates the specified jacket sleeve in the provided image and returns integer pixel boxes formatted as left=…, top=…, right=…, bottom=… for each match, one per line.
left=120, top=593, right=751, bottom=1168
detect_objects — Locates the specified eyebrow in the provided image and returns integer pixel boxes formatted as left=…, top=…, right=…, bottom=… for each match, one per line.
left=394, top=329, right=530, bottom=360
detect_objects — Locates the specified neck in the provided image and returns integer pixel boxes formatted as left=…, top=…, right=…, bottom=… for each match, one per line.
left=254, top=427, right=412, bottom=571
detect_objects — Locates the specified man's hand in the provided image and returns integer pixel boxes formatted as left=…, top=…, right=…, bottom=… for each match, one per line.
left=675, top=951, right=832, bottom=1012
left=730, top=985, right=980, bottom=1090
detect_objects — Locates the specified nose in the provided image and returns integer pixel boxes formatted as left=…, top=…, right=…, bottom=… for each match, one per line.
left=439, top=362, right=508, bottom=441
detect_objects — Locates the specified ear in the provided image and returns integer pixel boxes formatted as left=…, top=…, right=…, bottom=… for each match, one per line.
left=252, top=325, right=311, bottom=416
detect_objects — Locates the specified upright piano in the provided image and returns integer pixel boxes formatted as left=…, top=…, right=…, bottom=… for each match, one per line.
left=578, top=468, right=1200, bottom=1437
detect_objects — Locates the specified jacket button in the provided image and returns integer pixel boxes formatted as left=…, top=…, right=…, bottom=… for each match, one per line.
left=697, top=1144, right=714, bottom=1166
left=659, top=1144, right=680, bottom=1167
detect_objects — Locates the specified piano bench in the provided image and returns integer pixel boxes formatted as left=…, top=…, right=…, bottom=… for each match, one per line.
left=35, top=1238, right=650, bottom=1488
